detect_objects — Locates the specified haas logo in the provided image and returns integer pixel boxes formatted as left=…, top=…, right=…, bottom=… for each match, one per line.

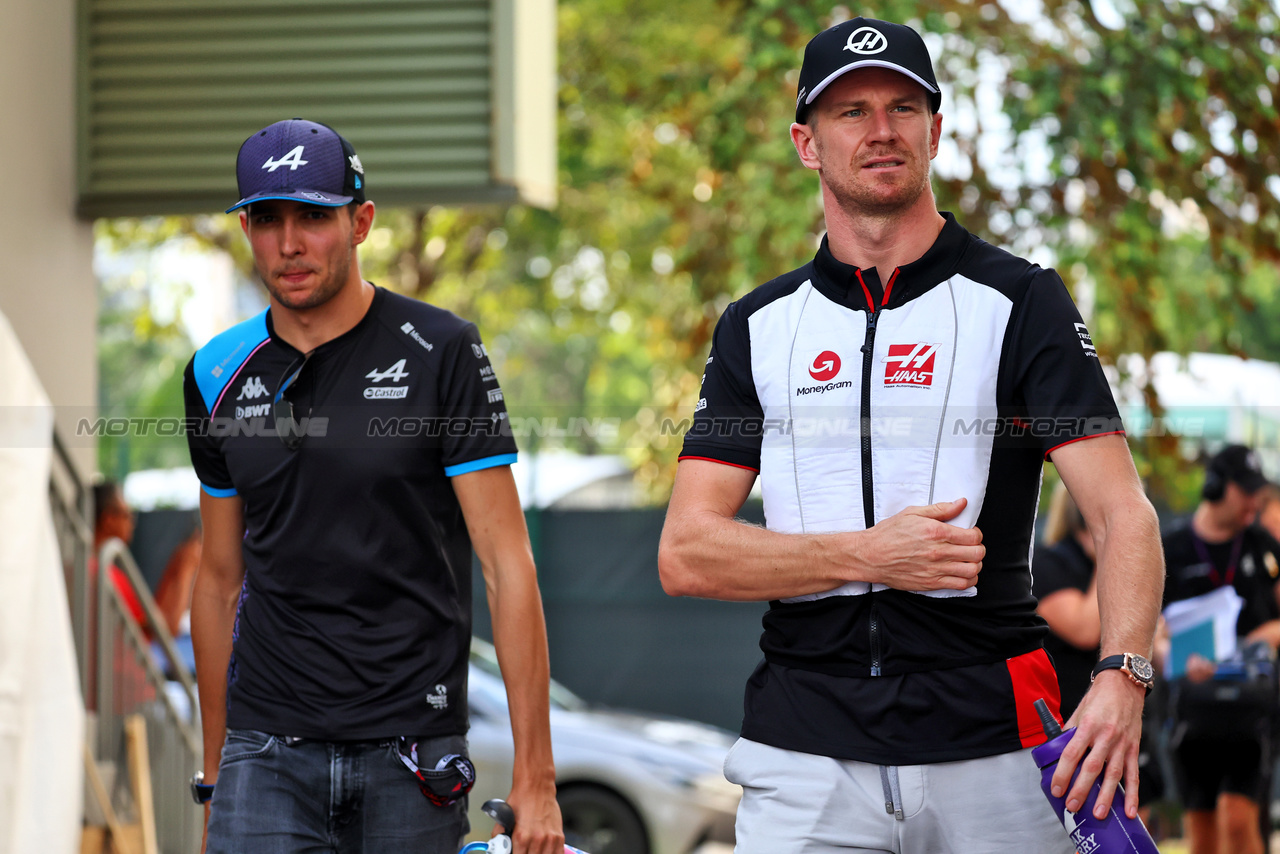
left=809, top=351, right=841, bottom=381
left=884, top=344, right=938, bottom=387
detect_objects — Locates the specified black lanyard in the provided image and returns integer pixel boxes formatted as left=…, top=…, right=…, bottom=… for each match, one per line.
left=1191, top=530, right=1244, bottom=588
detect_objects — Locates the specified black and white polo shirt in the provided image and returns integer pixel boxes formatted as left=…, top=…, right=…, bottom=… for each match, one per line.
left=681, top=214, right=1123, bottom=763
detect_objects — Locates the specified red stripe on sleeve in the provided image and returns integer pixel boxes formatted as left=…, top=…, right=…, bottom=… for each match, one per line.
left=1044, top=430, right=1126, bottom=459
left=677, top=456, right=760, bottom=473
left=1007, top=648, right=1062, bottom=748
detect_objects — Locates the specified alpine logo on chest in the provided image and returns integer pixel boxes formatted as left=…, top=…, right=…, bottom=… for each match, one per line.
left=884, top=343, right=939, bottom=388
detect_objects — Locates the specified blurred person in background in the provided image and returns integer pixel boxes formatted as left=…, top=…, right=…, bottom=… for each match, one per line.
left=1162, top=445, right=1280, bottom=854
left=1259, top=484, right=1280, bottom=543
left=90, top=480, right=154, bottom=711
left=1033, top=482, right=1166, bottom=831
left=151, top=519, right=201, bottom=638
left=92, top=480, right=145, bottom=628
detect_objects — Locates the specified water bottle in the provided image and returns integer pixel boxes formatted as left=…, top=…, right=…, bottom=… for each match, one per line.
left=1030, top=698, right=1158, bottom=854
left=457, top=799, right=591, bottom=854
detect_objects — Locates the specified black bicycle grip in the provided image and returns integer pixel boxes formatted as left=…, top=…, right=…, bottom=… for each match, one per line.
left=482, top=798, right=517, bottom=833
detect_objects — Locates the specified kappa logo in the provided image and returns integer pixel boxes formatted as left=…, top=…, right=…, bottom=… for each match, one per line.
left=844, top=26, right=888, bottom=55
left=426, top=684, right=449, bottom=710
left=884, top=344, right=938, bottom=387
left=236, top=376, right=269, bottom=401
left=809, top=350, right=842, bottom=382
left=366, top=359, right=409, bottom=383
left=348, top=154, right=364, bottom=175
left=1074, top=323, right=1098, bottom=357
left=261, top=145, right=308, bottom=172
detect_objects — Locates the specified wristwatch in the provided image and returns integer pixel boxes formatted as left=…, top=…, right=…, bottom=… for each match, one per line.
left=1091, top=653, right=1155, bottom=695
left=190, top=771, right=215, bottom=805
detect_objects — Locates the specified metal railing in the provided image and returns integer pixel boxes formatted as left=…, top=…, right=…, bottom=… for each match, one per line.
left=95, top=539, right=203, bottom=854
left=50, top=430, right=204, bottom=853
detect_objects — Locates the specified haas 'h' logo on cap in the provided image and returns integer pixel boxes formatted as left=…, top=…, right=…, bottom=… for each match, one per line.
left=845, top=27, right=888, bottom=54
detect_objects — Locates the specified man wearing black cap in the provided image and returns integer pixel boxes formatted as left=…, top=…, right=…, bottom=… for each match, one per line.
left=183, top=119, right=564, bottom=854
left=659, top=17, right=1164, bottom=853
left=1163, top=445, right=1279, bottom=854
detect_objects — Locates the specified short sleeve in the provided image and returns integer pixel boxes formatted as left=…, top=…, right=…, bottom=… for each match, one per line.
left=678, top=301, right=763, bottom=471
left=183, top=358, right=236, bottom=497
left=1006, top=270, right=1123, bottom=458
left=437, top=324, right=518, bottom=477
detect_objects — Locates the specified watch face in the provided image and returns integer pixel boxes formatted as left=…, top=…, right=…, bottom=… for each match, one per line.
left=1126, top=654, right=1154, bottom=683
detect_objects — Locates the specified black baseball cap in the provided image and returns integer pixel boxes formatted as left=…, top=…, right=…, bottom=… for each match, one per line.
left=1208, top=444, right=1269, bottom=494
left=227, top=118, right=366, bottom=214
left=796, top=17, right=941, bottom=123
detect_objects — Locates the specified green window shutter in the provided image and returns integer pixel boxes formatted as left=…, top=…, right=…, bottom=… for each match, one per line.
left=78, top=0, right=555, bottom=217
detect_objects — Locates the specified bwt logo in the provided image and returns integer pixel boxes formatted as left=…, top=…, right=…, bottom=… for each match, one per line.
left=884, top=343, right=938, bottom=387
left=808, top=350, right=842, bottom=382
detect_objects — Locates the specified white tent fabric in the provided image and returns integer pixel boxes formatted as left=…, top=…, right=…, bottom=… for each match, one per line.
left=0, top=308, right=83, bottom=854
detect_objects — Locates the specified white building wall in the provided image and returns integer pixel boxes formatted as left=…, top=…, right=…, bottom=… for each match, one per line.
left=0, top=0, right=97, bottom=477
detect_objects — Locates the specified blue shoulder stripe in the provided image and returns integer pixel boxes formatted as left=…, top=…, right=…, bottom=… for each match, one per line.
left=193, top=310, right=270, bottom=414
left=444, top=453, right=518, bottom=478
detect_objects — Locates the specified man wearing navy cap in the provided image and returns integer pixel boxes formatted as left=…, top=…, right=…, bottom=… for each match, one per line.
left=660, top=18, right=1164, bottom=852
left=184, top=119, right=564, bottom=854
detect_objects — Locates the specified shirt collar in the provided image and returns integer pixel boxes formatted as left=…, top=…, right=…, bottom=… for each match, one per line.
left=810, top=212, right=969, bottom=311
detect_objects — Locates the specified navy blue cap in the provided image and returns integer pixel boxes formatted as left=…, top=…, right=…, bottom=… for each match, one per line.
left=796, top=18, right=941, bottom=123
left=227, top=118, right=366, bottom=214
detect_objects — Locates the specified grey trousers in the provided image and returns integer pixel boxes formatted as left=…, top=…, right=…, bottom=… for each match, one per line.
left=724, top=737, right=1076, bottom=854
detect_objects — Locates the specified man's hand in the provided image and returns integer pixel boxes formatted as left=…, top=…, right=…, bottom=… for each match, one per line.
left=856, top=498, right=984, bottom=592
left=1184, top=653, right=1217, bottom=683
left=501, top=781, right=564, bottom=854
left=1053, top=670, right=1146, bottom=820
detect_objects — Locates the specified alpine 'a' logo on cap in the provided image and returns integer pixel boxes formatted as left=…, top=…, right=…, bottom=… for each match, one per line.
left=262, top=145, right=309, bottom=172
left=845, top=27, right=888, bottom=55
left=884, top=343, right=938, bottom=387
left=809, top=350, right=841, bottom=381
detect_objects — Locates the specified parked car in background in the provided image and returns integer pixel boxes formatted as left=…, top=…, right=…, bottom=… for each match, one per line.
left=466, top=639, right=739, bottom=854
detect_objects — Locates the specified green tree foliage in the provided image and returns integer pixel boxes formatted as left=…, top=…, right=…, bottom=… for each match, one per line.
left=97, top=0, right=1280, bottom=507
left=95, top=234, right=198, bottom=480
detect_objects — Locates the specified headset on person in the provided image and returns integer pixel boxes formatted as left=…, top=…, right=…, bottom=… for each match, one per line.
left=1202, top=457, right=1227, bottom=502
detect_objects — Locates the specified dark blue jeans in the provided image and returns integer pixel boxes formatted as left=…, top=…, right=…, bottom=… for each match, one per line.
left=206, top=729, right=470, bottom=854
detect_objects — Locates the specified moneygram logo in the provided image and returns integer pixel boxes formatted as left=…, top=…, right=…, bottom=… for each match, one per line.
left=808, top=350, right=841, bottom=381
left=884, top=343, right=937, bottom=388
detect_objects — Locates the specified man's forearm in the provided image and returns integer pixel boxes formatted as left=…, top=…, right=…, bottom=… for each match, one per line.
left=488, top=561, right=556, bottom=789
left=659, top=507, right=858, bottom=601
left=190, top=576, right=239, bottom=779
left=1094, top=499, right=1164, bottom=657
left=659, top=498, right=983, bottom=602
